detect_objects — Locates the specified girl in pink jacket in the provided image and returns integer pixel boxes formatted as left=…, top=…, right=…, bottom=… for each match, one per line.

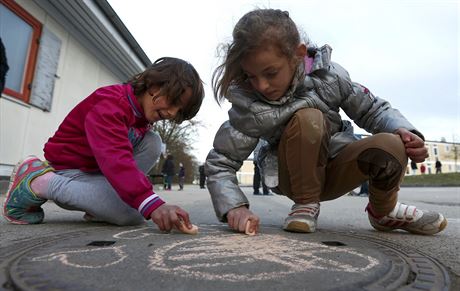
left=3, top=57, right=204, bottom=233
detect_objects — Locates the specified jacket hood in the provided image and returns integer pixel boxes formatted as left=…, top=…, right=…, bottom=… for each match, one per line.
left=309, top=44, right=332, bottom=73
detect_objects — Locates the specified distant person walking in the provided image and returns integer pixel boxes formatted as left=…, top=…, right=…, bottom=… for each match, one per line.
left=253, top=161, right=270, bottom=195
left=161, top=154, right=175, bottom=190
left=420, top=164, right=426, bottom=175
left=359, top=181, right=369, bottom=196
left=0, top=37, right=9, bottom=93
left=199, top=164, right=206, bottom=189
left=178, top=163, right=185, bottom=190
left=253, top=141, right=269, bottom=195
left=410, top=160, right=418, bottom=175
left=435, top=159, right=442, bottom=174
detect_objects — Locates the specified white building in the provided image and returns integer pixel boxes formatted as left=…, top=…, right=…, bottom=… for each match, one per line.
left=0, top=0, right=150, bottom=176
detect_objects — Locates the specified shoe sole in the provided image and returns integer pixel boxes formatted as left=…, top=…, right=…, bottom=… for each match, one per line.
left=2, top=156, right=39, bottom=225
left=404, top=216, right=448, bottom=235
left=283, top=221, right=315, bottom=233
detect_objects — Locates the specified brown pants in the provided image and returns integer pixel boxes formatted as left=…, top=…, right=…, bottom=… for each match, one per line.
left=278, top=108, right=407, bottom=216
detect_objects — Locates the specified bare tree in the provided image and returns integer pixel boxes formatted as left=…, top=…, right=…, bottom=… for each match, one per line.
left=151, top=120, right=204, bottom=183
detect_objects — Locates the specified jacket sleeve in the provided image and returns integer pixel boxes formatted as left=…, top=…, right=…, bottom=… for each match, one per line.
left=205, top=121, right=258, bottom=222
left=333, top=62, right=424, bottom=139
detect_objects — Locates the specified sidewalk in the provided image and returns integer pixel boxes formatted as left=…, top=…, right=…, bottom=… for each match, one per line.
left=1, top=185, right=458, bottom=290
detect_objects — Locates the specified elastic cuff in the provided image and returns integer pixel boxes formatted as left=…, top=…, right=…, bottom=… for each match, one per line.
left=138, top=194, right=165, bottom=219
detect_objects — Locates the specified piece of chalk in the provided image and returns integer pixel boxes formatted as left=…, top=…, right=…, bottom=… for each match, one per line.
left=245, top=220, right=256, bottom=236
left=179, top=223, right=199, bottom=235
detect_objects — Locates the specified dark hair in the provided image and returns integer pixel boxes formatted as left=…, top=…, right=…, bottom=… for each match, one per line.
left=128, top=57, right=204, bottom=123
left=212, top=9, right=301, bottom=105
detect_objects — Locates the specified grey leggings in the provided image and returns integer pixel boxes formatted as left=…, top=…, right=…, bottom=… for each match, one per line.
left=44, top=130, right=162, bottom=226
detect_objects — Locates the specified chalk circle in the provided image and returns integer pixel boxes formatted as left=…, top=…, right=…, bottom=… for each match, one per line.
left=32, top=245, right=128, bottom=269
left=149, top=234, right=379, bottom=282
left=113, top=225, right=222, bottom=240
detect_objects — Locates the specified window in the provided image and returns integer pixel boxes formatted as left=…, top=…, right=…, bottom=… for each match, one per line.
left=0, top=0, right=42, bottom=103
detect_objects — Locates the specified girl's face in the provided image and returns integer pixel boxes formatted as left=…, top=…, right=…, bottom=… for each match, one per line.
left=241, top=45, right=306, bottom=101
left=139, top=86, right=192, bottom=123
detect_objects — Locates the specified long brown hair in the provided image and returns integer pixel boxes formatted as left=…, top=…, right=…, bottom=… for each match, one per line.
left=212, top=9, right=301, bottom=105
left=128, top=57, right=204, bottom=123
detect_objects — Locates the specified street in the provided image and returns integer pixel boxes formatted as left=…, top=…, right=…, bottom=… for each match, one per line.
left=0, top=186, right=458, bottom=290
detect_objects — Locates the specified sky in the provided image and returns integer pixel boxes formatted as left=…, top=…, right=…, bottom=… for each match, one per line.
left=108, top=0, right=459, bottom=162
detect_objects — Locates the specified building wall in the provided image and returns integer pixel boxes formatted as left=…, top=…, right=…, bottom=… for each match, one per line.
left=421, top=140, right=459, bottom=174
left=236, top=160, right=254, bottom=186
left=0, top=0, right=119, bottom=176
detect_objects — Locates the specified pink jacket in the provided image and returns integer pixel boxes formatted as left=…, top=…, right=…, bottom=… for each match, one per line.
left=44, top=83, right=164, bottom=218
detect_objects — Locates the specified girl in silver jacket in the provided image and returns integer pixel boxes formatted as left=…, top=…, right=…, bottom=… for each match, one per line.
left=205, top=9, right=447, bottom=236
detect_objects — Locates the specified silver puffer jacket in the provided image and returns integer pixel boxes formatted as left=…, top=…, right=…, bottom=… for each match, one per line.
left=205, top=45, right=421, bottom=221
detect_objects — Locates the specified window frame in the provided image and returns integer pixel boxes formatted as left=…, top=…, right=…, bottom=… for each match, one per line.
left=1, top=0, right=42, bottom=103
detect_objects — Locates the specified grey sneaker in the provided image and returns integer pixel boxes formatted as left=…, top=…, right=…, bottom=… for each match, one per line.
left=283, top=203, right=320, bottom=233
left=366, top=202, right=447, bottom=235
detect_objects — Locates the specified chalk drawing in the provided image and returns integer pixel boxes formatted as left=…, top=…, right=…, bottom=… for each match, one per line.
left=149, top=234, right=379, bottom=282
left=31, top=245, right=127, bottom=269
left=29, top=226, right=379, bottom=281
left=113, top=224, right=222, bottom=240
left=113, top=227, right=153, bottom=239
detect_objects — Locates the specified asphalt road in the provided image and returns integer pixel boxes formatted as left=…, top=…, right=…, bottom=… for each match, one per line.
left=0, top=186, right=458, bottom=290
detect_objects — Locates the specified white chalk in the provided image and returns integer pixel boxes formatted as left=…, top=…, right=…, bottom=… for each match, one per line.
left=245, top=220, right=256, bottom=236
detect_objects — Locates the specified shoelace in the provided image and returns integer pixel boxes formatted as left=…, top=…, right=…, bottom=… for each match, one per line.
left=289, top=203, right=320, bottom=217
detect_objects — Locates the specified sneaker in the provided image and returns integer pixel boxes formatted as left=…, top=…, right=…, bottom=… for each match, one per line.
left=283, top=203, right=320, bottom=233
left=366, top=202, right=447, bottom=235
left=3, top=156, right=54, bottom=224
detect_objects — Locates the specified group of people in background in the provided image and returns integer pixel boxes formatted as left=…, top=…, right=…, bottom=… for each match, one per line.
left=159, top=155, right=209, bottom=191
left=160, top=154, right=186, bottom=191
left=410, top=159, right=443, bottom=175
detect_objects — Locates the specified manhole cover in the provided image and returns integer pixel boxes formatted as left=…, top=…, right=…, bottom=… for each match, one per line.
left=0, top=225, right=450, bottom=291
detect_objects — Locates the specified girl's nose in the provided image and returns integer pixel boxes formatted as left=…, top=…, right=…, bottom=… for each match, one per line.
left=255, top=78, right=270, bottom=93
left=167, top=106, right=180, bottom=119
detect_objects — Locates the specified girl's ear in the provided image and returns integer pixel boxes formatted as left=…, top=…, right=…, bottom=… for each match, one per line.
left=295, top=44, right=307, bottom=58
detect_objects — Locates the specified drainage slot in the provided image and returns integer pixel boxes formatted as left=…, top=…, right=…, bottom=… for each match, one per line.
left=87, top=241, right=116, bottom=246
left=322, top=241, right=346, bottom=246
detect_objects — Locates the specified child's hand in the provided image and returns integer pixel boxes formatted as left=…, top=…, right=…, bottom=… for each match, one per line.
left=227, top=206, right=260, bottom=235
left=150, top=203, right=192, bottom=232
left=395, top=128, right=428, bottom=163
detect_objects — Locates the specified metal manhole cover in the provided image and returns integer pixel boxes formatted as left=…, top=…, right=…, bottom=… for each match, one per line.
left=0, top=225, right=450, bottom=291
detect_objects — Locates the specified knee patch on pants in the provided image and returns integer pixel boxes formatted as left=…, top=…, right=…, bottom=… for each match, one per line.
left=356, top=133, right=407, bottom=191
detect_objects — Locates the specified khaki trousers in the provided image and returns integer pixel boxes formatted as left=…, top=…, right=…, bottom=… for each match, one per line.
left=278, top=108, right=407, bottom=216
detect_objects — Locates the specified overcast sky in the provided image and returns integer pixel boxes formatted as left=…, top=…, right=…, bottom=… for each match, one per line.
left=108, top=0, right=459, bottom=162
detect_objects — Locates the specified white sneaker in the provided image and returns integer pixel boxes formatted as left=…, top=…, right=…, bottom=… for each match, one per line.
left=283, top=203, right=320, bottom=233
left=366, top=202, right=447, bottom=235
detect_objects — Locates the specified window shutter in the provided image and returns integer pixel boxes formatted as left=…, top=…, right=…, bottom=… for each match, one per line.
left=30, top=27, right=61, bottom=111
